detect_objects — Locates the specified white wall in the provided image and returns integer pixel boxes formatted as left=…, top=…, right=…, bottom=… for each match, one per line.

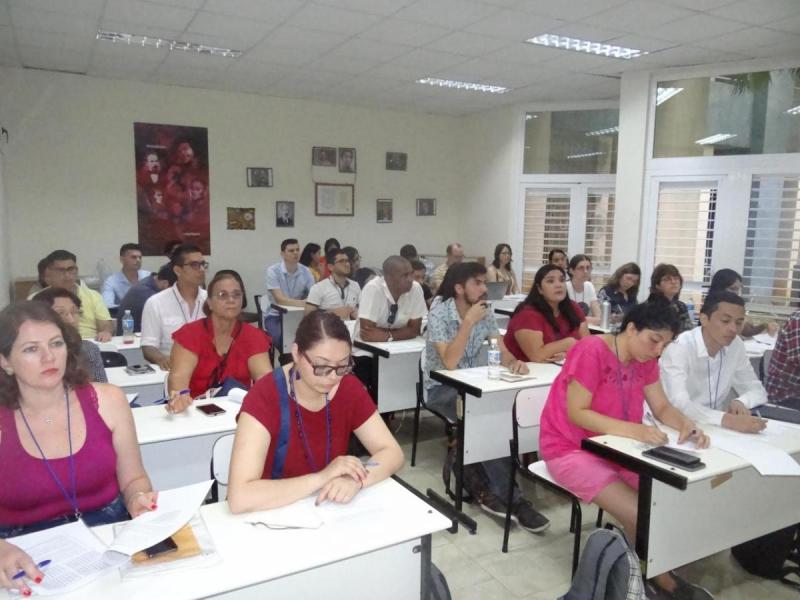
left=0, top=147, right=9, bottom=306
left=0, top=66, right=464, bottom=299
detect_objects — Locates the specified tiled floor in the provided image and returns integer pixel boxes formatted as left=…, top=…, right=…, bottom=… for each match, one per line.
left=393, top=412, right=799, bottom=600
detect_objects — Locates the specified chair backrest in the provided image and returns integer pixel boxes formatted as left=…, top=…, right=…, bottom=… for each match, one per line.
left=512, top=387, right=550, bottom=455
left=100, top=351, right=127, bottom=368
left=762, top=349, right=774, bottom=382
left=210, top=433, right=236, bottom=502
left=254, top=294, right=264, bottom=331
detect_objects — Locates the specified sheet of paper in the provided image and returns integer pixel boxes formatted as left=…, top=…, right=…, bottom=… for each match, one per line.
left=125, top=393, right=138, bottom=404
left=386, top=339, right=424, bottom=353
left=107, top=480, right=212, bottom=556
left=226, top=388, right=247, bottom=404
left=752, top=332, right=777, bottom=347
left=6, top=520, right=125, bottom=596
left=241, top=498, right=323, bottom=529
left=711, top=429, right=800, bottom=476
left=663, top=430, right=710, bottom=453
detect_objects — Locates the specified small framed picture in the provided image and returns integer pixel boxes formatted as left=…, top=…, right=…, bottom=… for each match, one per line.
left=377, top=199, right=393, bottom=223
left=227, top=207, right=255, bottom=230
left=276, top=201, right=295, bottom=227
left=338, top=147, right=356, bottom=173
left=247, top=167, right=273, bottom=188
left=312, top=146, right=336, bottom=167
left=316, top=183, right=354, bottom=216
left=416, top=198, right=436, bottom=216
left=385, top=152, right=407, bottom=171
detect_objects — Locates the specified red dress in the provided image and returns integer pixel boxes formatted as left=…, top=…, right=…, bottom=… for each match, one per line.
left=172, top=319, right=271, bottom=398
left=240, top=372, right=376, bottom=478
left=503, top=302, right=585, bottom=361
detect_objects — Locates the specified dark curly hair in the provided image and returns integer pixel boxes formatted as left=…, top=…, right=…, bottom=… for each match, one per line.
left=0, top=302, right=88, bottom=408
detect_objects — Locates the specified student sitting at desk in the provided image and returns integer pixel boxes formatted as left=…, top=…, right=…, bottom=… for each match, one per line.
left=305, top=247, right=361, bottom=321
left=539, top=302, right=710, bottom=599
left=660, top=292, right=767, bottom=433
left=425, top=263, right=549, bottom=532
left=707, top=269, right=778, bottom=337
left=486, top=243, right=519, bottom=295
left=566, top=254, right=601, bottom=324
left=0, top=302, right=157, bottom=596
left=766, top=307, right=800, bottom=408
left=166, top=271, right=272, bottom=413
left=597, top=262, right=641, bottom=319
left=263, top=238, right=315, bottom=345
left=646, top=263, right=694, bottom=334
left=227, top=311, right=403, bottom=512
left=503, top=264, right=589, bottom=363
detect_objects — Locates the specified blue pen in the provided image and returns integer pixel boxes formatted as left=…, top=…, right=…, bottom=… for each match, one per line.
left=12, top=559, right=51, bottom=580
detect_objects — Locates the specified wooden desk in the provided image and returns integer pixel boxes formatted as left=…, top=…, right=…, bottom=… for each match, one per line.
left=582, top=424, right=800, bottom=577
left=429, top=363, right=561, bottom=532
left=27, top=479, right=450, bottom=600
left=353, top=338, right=425, bottom=413
left=106, top=364, right=167, bottom=405
left=134, top=398, right=239, bottom=490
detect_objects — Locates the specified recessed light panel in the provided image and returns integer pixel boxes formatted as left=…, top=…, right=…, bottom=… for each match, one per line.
left=96, top=30, right=242, bottom=58
left=416, top=77, right=509, bottom=94
left=525, top=34, right=647, bottom=60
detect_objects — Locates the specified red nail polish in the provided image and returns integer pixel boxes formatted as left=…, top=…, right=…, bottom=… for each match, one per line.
left=23, top=590, right=31, bottom=597
left=151, top=504, right=158, bottom=509
left=34, top=576, right=42, bottom=584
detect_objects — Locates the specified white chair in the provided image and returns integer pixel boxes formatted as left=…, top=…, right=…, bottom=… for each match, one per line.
left=210, top=433, right=236, bottom=502
left=501, top=388, right=602, bottom=576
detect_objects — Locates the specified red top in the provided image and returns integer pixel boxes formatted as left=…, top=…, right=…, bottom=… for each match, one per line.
left=173, top=318, right=271, bottom=398
left=503, top=302, right=585, bottom=361
left=240, top=371, right=376, bottom=479
left=0, top=386, right=120, bottom=527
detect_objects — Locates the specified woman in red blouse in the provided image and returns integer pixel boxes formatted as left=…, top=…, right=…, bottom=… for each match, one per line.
left=166, top=271, right=272, bottom=413
left=504, top=264, right=590, bottom=363
left=227, top=311, right=404, bottom=512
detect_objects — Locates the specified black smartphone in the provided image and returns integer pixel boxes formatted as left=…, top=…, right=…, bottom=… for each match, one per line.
left=125, top=364, right=155, bottom=375
left=642, top=446, right=705, bottom=471
left=144, top=536, right=178, bottom=559
left=196, top=403, right=226, bottom=417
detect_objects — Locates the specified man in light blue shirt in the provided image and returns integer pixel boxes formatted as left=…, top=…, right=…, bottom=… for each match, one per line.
left=264, top=238, right=315, bottom=345
left=101, top=243, right=149, bottom=307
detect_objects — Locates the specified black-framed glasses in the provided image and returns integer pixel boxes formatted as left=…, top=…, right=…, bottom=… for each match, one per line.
left=302, top=352, right=354, bottom=377
left=387, top=303, right=399, bottom=325
left=51, top=266, right=79, bottom=275
left=180, top=260, right=209, bottom=270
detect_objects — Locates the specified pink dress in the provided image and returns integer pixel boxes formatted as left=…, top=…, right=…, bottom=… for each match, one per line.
left=539, top=336, right=659, bottom=501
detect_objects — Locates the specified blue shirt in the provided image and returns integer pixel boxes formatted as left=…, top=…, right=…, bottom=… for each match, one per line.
left=424, top=297, right=499, bottom=390
left=101, top=270, right=150, bottom=306
left=265, top=261, right=314, bottom=316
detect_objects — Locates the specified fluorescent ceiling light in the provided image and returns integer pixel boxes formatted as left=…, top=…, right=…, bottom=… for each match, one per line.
left=787, top=105, right=800, bottom=116
left=96, top=30, right=242, bottom=58
left=695, top=133, right=737, bottom=145
left=525, top=34, right=647, bottom=59
left=416, top=77, right=509, bottom=94
left=585, top=126, right=619, bottom=136
left=656, top=87, right=683, bottom=106
left=567, top=151, right=605, bottom=159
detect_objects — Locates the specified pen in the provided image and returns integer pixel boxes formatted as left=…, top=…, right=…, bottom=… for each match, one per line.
left=362, top=461, right=380, bottom=467
left=12, top=559, right=51, bottom=580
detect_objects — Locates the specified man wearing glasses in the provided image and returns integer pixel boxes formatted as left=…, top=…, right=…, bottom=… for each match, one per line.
left=29, top=249, right=114, bottom=342
left=141, top=244, right=208, bottom=370
left=358, top=256, right=426, bottom=342
left=305, top=248, right=360, bottom=320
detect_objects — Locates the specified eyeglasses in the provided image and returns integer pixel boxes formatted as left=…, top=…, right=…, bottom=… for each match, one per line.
left=180, top=260, right=209, bottom=270
left=51, top=266, right=78, bottom=275
left=334, top=258, right=351, bottom=264
left=212, top=290, right=243, bottom=302
left=499, top=251, right=512, bottom=256
left=387, top=303, right=399, bottom=325
left=302, top=352, right=354, bottom=377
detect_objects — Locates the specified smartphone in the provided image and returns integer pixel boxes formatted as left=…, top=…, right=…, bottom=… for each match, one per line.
left=125, top=364, right=155, bottom=375
left=196, top=403, right=226, bottom=417
left=642, top=446, right=705, bottom=471
left=144, top=536, right=178, bottom=559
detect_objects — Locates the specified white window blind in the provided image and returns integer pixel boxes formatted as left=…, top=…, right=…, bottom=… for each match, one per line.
left=585, top=190, right=615, bottom=275
left=742, top=175, right=800, bottom=310
left=522, top=188, right=570, bottom=290
left=654, top=183, right=716, bottom=294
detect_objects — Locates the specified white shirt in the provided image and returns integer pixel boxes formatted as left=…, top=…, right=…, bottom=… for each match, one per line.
left=307, top=276, right=361, bottom=311
left=358, top=277, right=427, bottom=333
left=660, top=327, right=767, bottom=426
left=140, top=286, right=208, bottom=354
left=567, top=280, right=597, bottom=311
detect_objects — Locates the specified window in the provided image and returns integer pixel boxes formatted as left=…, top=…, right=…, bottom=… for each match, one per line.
left=585, top=191, right=615, bottom=274
left=743, top=175, right=800, bottom=310
left=521, top=188, right=570, bottom=290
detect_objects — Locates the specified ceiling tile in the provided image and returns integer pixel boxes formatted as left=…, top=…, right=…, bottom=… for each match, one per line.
left=540, top=50, right=635, bottom=74
left=636, top=44, right=748, bottom=67
left=741, top=38, right=800, bottom=58
left=463, top=9, right=566, bottom=41
left=523, top=0, right=628, bottom=20
left=584, top=1, right=695, bottom=32
left=330, top=37, right=413, bottom=61
left=187, top=12, right=272, bottom=47
left=9, top=0, right=104, bottom=19
left=709, top=0, right=800, bottom=25
left=640, top=13, right=747, bottom=44
left=548, top=23, right=626, bottom=42
left=146, top=0, right=206, bottom=8
left=486, top=42, right=567, bottom=65
left=765, top=14, right=800, bottom=33
left=159, top=48, right=235, bottom=71
left=394, top=48, right=469, bottom=72
left=245, top=43, right=321, bottom=67
left=202, top=0, right=304, bottom=22
left=436, top=57, right=558, bottom=87
left=10, top=7, right=97, bottom=37
left=393, top=0, right=499, bottom=28
left=14, top=29, right=91, bottom=53
left=312, top=0, right=416, bottom=16
left=286, top=3, right=383, bottom=35
left=90, top=39, right=169, bottom=63
left=604, top=34, right=675, bottom=53
left=358, top=18, right=450, bottom=46
left=259, top=24, right=348, bottom=51
left=361, top=62, right=426, bottom=83
left=306, top=53, right=379, bottom=74
left=97, top=19, right=185, bottom=40
left=88, top=60, right=160, bottom=80
left=102, top=0, right=197, bottom=32
left=700, top=27, right=799, bottom=51
left=0, top=3, right=9, bottom=26
left=17, top=43, right=90, bottom=72
left=424, top=31, right=513, bottom=57
left=151, top=67, right=223, bottom=88
left=656, top=0, right=736, bottom=8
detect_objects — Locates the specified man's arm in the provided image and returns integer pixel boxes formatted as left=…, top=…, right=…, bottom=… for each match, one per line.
left=140, top=297, right=170, bottom=370
left=101, top=275, right=116, bottom=307
left=270, top=288, right=305, bottom=308
left=730, top=342, right=767, bottom=409
left=142, top=345, right=171, bottom=371
left=659, top=344, right=722, bottom=425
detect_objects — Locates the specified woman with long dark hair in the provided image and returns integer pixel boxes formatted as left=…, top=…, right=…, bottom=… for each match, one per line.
left=486, top=243, right=519, bottom=295
left=708, top=269, right=778, bottom=337
left=299, top=243, right=323, bottom=282
left=503, top=264, right=589, bottom=362
left=598, top=262, right=641, bottom=319
left=646, top=264, right=693, bottom=333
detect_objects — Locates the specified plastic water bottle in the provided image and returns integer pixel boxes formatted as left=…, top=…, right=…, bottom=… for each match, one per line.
left=686, top=301, right=696, bottom=325
left=600, top=300, right=611, bottom=330
left=122, top=310, right=135, bottom=344
left=487, top=338, right=501, bottom=380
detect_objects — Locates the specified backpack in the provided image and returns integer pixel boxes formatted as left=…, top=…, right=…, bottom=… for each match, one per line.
left=731, top=524, right=800, bottom=590
left=560, top=525, right=645, bottom=600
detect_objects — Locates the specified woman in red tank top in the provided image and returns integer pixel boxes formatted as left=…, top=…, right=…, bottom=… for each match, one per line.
left=0, top=302, right=157, bottom=596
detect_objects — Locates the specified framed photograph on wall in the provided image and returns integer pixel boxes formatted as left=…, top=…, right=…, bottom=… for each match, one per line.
left=227, top=207, right=255, bottom=230
left=416, top=198, right=436, bottom=216
left=247, top=167, right=273, bottom=187
left=385, top=152, right=407, bottom=171
left=376, top=199, right=393, bottom=223
left=276, top=201, right=294, bottom=227
left=315, top=183, right=354, bottom=216
left=338, top=147, right=356, bottom=173
left=312, top=146, right=336, bottom=166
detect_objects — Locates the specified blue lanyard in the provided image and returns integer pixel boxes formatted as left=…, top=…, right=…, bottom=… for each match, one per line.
left=19, top=387, right=81, bottom=519
left=288, top=367, right=331, bottom=472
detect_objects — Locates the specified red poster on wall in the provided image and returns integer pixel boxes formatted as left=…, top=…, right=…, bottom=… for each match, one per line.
left=134, top=122, right=210, bottom=256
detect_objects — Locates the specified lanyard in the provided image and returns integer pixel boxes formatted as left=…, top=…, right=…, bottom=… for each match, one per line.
left=19, top=387, right=81, bottom=519
left=173, top=287, right=201, bottom=324
left=613, top=335, right=632, bottom=421
left=329, top=277, right=347, bottom=302
left=288, top=367, right=331, bottom=472
left=206, top=318, right=243, bottom=388
left=707, top=350, right=724, bottom=410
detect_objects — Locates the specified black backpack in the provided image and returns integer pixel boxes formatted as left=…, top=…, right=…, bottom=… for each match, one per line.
left=731, top=524, right=800, bottom=589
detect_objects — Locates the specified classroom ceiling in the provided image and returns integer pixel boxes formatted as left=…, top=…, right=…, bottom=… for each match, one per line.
left=1, top=0, right=799, bottom=115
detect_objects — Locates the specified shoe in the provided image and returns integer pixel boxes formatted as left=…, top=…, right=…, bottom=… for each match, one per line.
left=668, top=572, right=713, bottom=600
left=511, top=499, right=550, bottom=533
left=476, top=492, right=508, bottom=518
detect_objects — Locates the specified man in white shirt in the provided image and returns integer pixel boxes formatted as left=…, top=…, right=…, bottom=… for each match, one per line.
left=358, top=256, right=426, bottom=342
left=101, top=243, right=150, bottom=307
left=660, top=291, right=767, bottom=432
left=140, top=244, right=208, bottom=370
left=306, top=247, right=360, bottom=320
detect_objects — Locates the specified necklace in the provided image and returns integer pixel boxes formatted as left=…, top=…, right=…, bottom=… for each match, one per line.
left=706, top=349, right=725, bottom=410
left=18, top=387, right=81, bottom=519
left=288, top=367, right=331, bottom=472
left=613, top=335, right=632, bottom=421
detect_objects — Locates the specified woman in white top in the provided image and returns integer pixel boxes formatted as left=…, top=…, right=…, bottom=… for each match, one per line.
left=486, top=243, right=519, bottom=295
left=566, top=254, right=600, bottom=325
